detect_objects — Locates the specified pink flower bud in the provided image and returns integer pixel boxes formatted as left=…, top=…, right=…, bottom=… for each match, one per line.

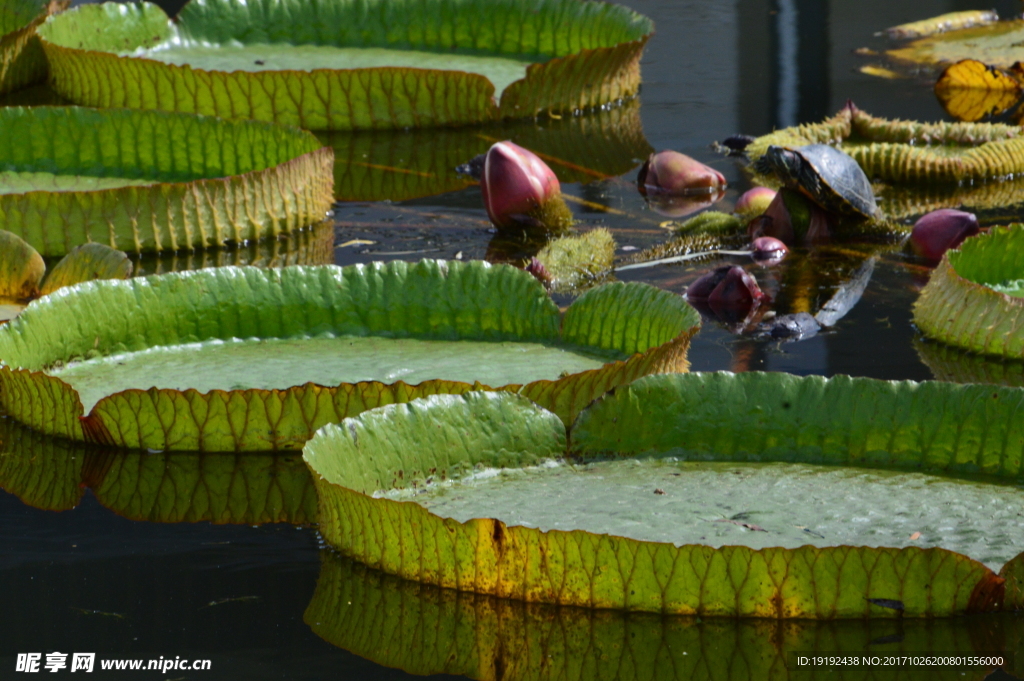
left=481, top=141, right=562, bottom=230
left=910, top=208, right=980, bottom=262
left=735, top=187, right=777, bottom=217
left=638, top=151, right=726, bottom=195
left=751, top=236, right=788, bottom=262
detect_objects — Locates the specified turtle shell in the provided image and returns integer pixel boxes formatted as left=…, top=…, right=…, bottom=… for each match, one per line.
left=757, top=144, right=880, bottom=219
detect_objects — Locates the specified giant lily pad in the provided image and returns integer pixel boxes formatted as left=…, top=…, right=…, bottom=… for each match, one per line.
left=38, top=0, right=653, bottom=130
left=307, top=551, right=1021, bottom=680
left=0, top=0, right=65, bottom=96
left=0, top=105, right=333, bottom=256
left=0, top=260, right=698, bottom=451
left=305, top=377, right=1024, bottom=617
left=746, top=103, right=1024, bottom=187
left=914, top=225, right=1024, bottom=359
left=0, top=416, right=316, bottom=523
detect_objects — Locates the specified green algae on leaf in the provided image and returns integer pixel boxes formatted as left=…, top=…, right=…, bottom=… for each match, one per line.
left=532, top=228, right=615, bottom=294
left=304, top=386, right=1012, bottom=617
left=0, top=260, right=698, bottom=451
left=306, top=551, right=1018, bottom=680
left=39, top=0, right=653, bottom=130
left=0, top=0, right=66, bottom=96
left=0, top=106, right=333, bottom=256
left=915, top=225, right=1024, bottom=359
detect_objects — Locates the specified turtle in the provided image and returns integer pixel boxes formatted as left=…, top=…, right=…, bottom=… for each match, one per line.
left=753, top=144, right=881, bottom=220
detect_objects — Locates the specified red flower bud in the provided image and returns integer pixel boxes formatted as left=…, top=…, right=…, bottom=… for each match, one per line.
left=481, top=141, right=563, bottom=230
left=910, top=208, right=980, bottom=262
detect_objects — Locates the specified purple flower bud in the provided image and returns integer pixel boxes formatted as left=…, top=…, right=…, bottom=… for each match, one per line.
left=639, top=151, right=726, bottom=195
left=481, top=141, right=562, bottom=230
left=686, top=266, right=731, bottom=302
left=910, top=208, right=980, bottom=262
left=707, top=266, right=769, bottom=312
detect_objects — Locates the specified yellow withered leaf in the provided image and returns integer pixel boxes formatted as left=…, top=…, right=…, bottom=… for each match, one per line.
left=935, top=59, right=1022, bottom=121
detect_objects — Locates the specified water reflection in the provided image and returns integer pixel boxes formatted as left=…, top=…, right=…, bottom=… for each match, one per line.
left=0, top=418, right=316, bottom=525
left=308, top=550, right=1024, bottom=681
left=320, top=100, right=653, bottom=203
left=916, top=338, right=1024, bottom=388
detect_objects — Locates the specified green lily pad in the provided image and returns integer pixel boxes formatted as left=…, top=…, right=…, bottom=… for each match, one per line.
left=915, top=225, right=1024, bottom=358
left=0, top=105, right=333, bottom=256
left=305, top=381, right=1023, bottom=617
left=0, top=260, right=698, bottom=451
left=0, top=0, right=65, bottom=96
left=38, top=243, right=132, bottom=296
left=746, top=103, right=1024, bottom=187
left=887, top=20, right=1024, bottom=70
left=320, top=98, right=652, bottom=202
left=306, top=551, right=1020, bottom=680
left=38, top=0, right=653, bottom=130
left=0, top=416, right=316, bottom=523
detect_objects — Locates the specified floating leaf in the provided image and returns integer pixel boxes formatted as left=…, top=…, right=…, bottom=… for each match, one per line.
left=0, top=0, right=66, bottom=96
left=0, top=229, right=43, bottom=301
left=883, top=10, right=999, bottom=40
left=935, top=59, right=1022, bottom=121
left=39, top=0, right=653, bottom=130
left=915, top=225, right=1024, bottom=359
left=39, top=243, right=132, bottom=296
left=746, top=103, right=1024, bottom=186
left=574, top=372, right=1024, bottom=481
left=887, top=19, right=1024, bottom=69
left=305, top=387, right=1010, bottom=617
left=0, top=261, right=698, bottom=451
left=307, top=550, right=1017, bottom=680
left=0, top=106, right=333, bottom=256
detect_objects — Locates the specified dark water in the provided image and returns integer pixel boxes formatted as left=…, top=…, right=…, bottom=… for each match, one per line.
left=6, top=0, right=1024, bottom=679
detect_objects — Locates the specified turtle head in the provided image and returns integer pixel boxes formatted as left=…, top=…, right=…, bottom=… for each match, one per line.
left=752, top=145, right=803, bottom=179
